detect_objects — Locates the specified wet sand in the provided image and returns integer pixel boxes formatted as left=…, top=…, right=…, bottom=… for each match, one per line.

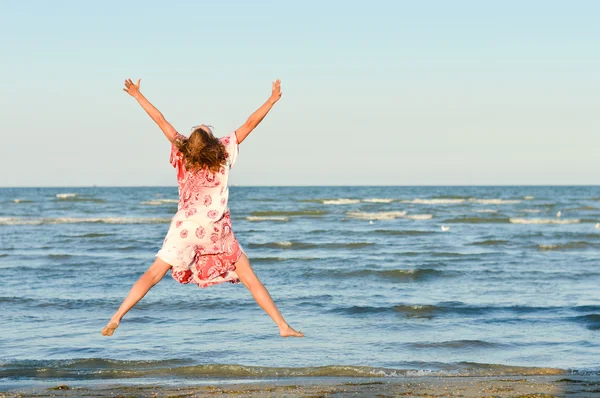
left=3, top=375, right=600, bottom=397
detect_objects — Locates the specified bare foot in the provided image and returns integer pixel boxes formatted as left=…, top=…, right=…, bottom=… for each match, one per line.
left=101, top=319, right=120, bottom=336
left=279, top=324, right=304, bottom=338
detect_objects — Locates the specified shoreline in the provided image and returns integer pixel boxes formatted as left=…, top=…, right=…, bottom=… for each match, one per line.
left=3, top=375, right=600, bottom=397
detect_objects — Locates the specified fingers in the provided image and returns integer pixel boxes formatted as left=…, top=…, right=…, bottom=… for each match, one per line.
left=123, top=78, right=141, bottom=92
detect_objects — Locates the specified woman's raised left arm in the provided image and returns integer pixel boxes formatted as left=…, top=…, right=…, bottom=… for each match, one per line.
left=234, top=79, right=282, bottom=144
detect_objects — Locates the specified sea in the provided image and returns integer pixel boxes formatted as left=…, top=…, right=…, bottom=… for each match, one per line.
left=1, top=186, right=599, bottom=388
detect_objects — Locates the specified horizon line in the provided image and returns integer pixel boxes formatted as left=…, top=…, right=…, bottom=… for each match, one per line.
left=1, top=184, right=600, bottom=188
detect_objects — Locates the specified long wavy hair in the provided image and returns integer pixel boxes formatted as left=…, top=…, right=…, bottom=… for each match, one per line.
left=174, top=126, right=227, bottom=173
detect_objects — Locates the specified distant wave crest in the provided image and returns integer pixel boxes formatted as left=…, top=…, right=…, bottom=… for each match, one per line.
left=322, top=199, right=361, bottom=205
left=0, top=217, right=171, bottom=225
left=141, top=199, right=179, bottom=205
left=347, top=211, right=407, bottom=220
left=510, top=218, right=580, bottom=225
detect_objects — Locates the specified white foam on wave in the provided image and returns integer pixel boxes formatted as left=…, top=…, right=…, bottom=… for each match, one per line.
left=276, top=241, right=293, bottom=247
left=246, top=216, right=290, bottom=222
left=347, top=211, right=407, bottom=220
left=406, top=214, right=433, bottom=220
left=509, top=218, right=580, bottom=225
left=472, top=209, right=498, bottom=213
left=470, top=198, right=521, bottom=205
left=524, top=196, right=535, bottom=200
left=141, top=199, right=179, bottom=206
left=522, top=209, right=541, bottom=213
left=0, top=217, right=171, bottom=225
left=322, top=199, right=361, bottom=205
left=404, top=199, right=465, bottom=205
left=56, top=193, right=78, bottom=199
left=363, top=198, right=394, bottom=203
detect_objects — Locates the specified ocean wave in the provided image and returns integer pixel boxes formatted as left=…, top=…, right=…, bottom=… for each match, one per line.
left=470, top=239, right=509, bottom=246
left=405, top=214, right=433, bottom=220
left=406, top=340, right=503, bottom=349
left=574, top=206, right=600, bottom=211
left=0, top=217, right=171, bottom=225
left=47, top=254, right=72, bottom=259
left=322, top=199, right=361, bottom=205
left=472, top=209, right=498, bottom=213
left=250, top=210, right=327, bottom=217
left=55, top=193, right=104, bottom=203
left=252, top=256, right=320, bottom=264
left=11, top=199, right=33, bottom=204
left=363, top=198, right=394, bottom=203
left=245, top=216, right=290, bottom=222
left=347, top=211, right=407, bottom=220
left=443, top=217, right=510, bottom=224
left=537, top=241, right=596, bottom=251
left=331, top=302, right=573, bottom=319
left=510, top=218, right=580, bottom=225
left=141, top=199, right=179, bottom=205
left=247, top=241, right=373, bottom=250
left=374, top=229, right=435, bottom=236
left=75, top=232, right=115, bottom=238
left=524, top=196, right=535, bottom=200
left=56, top=193, right=78, bottom=199
left=342, top=268, right=450, bottom=281
left=522, top=209, right=542, bottom=213
left=0, top=359, right=565, bottom=379
left=469, top=199, right=522, bottom=205
left=571, top=314, right=600, bottom=331
left=403, top=198, right=465, bottom=205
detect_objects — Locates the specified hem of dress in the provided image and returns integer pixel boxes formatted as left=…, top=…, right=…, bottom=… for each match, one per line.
left=168, top=242, right=244, bottom=289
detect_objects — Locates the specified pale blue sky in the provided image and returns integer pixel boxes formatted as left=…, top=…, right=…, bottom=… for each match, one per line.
left=0, top=0, right=598, bottom=186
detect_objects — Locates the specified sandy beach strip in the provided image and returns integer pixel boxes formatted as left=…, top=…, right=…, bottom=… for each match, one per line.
left=3, top=375, right=600, bottom=397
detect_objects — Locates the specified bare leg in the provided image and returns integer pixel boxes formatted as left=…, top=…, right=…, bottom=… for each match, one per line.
left=101, top=258, right=172, bottom=336
left=234, top=253, right=304, bottom=338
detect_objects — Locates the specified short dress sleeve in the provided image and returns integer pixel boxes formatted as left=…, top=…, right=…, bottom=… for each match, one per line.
left=220, top=132, right=239, bottom=169
left=170, top=133, right=187, bottom=169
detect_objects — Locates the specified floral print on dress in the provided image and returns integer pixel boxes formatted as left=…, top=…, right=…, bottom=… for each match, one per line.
left=157, top=131, right=241, bottom=288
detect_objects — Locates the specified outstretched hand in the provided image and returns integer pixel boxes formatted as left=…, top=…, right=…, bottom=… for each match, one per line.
left=269, top=79, right=282, bottom=104
left=123, top=78, right=142, bottom=98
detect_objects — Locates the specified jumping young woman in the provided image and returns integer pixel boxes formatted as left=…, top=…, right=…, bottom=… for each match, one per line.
left=101, top=78, right=303, bottom=338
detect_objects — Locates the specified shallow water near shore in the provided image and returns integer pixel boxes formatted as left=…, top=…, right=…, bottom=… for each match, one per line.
left=1, top=186, right=599, bottom=386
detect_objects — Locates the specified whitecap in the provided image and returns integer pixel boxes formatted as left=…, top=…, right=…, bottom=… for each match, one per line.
left=347, top=211, right=407, bottom=220
left=524, top=196, right=535, bottom=200
left=522, top=209, right=541, bottom=213
left=509, top=218, right=580, bottom=225
left=56, top=193, right=78, bottom=199
left=473, top=209, right=498, bottom=213
left=470, top=199, right=521, bottom=205
left=363, top=198, right=394, bottom=203
left=246, top=216, right=290, bottom=222
left=404, top=199, right=465, bottom=205
left=141, top=199, right=179, bottom=205
left=406, top=214, right=433, bottom=220
left=322, top=199, right=361, bottom=205
left=0, top=217, right=171, bottom=225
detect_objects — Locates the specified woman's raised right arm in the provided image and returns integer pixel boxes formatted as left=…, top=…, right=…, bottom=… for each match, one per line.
left=123, top=78, right=178, bottom=143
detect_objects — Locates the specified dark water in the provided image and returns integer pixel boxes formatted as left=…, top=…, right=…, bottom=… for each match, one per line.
left=1, top=186, right=599, bottom=385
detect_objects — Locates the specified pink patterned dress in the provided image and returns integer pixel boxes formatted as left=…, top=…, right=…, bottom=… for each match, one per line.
left=156, top=131, right=243, bottom=288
